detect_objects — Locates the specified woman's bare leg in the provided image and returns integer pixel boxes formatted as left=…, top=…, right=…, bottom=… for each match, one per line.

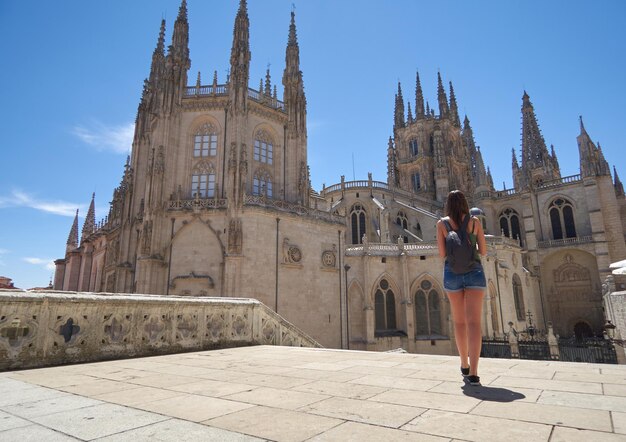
left=447, top=291, right=469, bottom=370
left=464, top=289, right=485, bottom=376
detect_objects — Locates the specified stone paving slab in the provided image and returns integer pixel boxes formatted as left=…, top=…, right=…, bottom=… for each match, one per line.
left=307, top=420, right=449, bottom=441
left=29, top=403, right=169, bottom=440
left=401, top=409, right=553, bottom=441
left=471, top=400, right=612, bottom=431
left=93, top=418, right=265, bottom=441
left=205, top=405, right=342, bottom=442
left=0, top=424, right=81, bottom=441
left=134, top=393, right=256, bottom=422
left=301, top=396, right=425, bottom=428
left=3, top=346, right=626, bottom=441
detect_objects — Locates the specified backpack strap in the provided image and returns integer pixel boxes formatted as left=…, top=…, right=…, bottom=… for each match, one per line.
left=442, top=219, right=453, bottom=233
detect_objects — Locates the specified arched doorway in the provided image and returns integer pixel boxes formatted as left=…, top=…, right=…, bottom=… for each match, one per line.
left=573, top=321, right=593, bottom=341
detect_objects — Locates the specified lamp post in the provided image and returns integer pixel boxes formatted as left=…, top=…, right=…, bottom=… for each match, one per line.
left=344, top=264, right=351, bottom=350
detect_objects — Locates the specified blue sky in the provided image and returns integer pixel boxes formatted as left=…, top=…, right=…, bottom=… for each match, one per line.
left=1, top=0, right=625, bottom=289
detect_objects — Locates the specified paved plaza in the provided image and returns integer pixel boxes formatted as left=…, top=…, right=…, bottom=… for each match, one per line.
left=2, top=345, right=626, bottom=441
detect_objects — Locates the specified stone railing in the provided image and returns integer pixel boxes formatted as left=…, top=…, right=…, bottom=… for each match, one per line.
left=244, top=195, right=344, bottom=224
left=486, top=235, right=522, bottom=247
left=166, top=198, right=228, bottom=211
left=346, top=241, right=440, bottom=257
left=0, top=290, right=320, bottom=371
left=538, top=235, right=593, bottom=249
left=346, top=235, right=521, bottom=257
left=321, top=179, right=442, bottom=212
left=184, top=84, right=285, bottom=112
left=537, top=174, right=582, bottom=190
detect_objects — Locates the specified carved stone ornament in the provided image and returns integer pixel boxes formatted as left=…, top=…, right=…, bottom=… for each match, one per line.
left=282, top=238, right=302, bottom=264
left=321, top=250, right=336, bottom=268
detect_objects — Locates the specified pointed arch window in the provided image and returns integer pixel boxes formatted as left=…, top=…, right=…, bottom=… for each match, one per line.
left=429, top=135, right=434, bottom=154
left=191, top=161, right=216, bottom=198
left=375, top=278, right=397, bottom=336
left=253, top=170, right=272, bottom=198
left=254, top=130, right=273, bottom=164
left=409, top=139, right=419, bottom=156
left=350, top=204, right=367, bottom=244
left=411, top=172, right=421, bottom=192
left=415, top=279, right=445, bottom=338
left=512, top=274, right=525, bottom=321
left=549, top=198, right=576, bottom=240
left=193, top=123, right=218, bottom=157
left=499, top=208, right=523, bottom=246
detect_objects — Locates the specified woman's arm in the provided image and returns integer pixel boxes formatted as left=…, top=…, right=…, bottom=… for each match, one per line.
left=436, top=219, right=447, bottom=258
left=473, top=217, right=487, bottom=256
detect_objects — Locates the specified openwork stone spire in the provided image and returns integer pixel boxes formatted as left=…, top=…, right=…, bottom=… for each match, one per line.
left=282, top=10, right=306, bottom=134
left=614, top=166, right=624, bottom=196
left=149, top=19, right=166, bottom=85
left=463, top=116, right=489, bottom=189
left=577, top=116, right=611, bottom=178
left=437, top=72, right=449, bottom=117
left=81, top=193, right=96, bottom=242
left=387, top=136, right=399, bottom=187
left=519, top=91, right=560, bottom=188
left=168, top=0, right=190, bottom=70
left=229, top=0, right=251, bottom=113
left=394, top=82, right=405, bottom=129
left=449, top=81, right=460, bottom=127
left=415, top=71, right=424, bottom=118
left=66, top=209, right=79, bottom=252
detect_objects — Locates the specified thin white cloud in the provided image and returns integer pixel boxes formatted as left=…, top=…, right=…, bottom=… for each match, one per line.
left=0, top=189, right=83, bottom=217
left=0, top=249, right=8, bottom=267
left=23, top=257, right=56, bottom=271
left=71, top=120, right=134, bottom=154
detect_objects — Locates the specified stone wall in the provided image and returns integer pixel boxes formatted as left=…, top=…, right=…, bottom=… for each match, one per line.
left=0, top=290, right=320, bottom=371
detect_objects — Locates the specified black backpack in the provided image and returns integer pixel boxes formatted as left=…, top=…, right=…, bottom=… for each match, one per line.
left=442, top=215, right=477, bottom=274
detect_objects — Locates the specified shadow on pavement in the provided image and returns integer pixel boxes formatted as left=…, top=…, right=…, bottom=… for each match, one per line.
left=461, top=383, right=526, bottom=402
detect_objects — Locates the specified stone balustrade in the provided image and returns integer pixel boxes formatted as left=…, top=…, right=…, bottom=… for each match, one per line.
left=0, top=290, right=320, bottom=371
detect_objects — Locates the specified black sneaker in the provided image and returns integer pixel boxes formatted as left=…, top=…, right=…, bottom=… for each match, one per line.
left=461, top=367, right=470, bottom=377
left=467, top=375, right=481, bottom=386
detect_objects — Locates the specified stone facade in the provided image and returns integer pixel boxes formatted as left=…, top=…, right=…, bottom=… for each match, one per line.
left=54, top=0, right=626, bottom=355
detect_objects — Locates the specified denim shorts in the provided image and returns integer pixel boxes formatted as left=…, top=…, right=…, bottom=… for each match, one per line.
left=443, top=261, right=486, bottom=292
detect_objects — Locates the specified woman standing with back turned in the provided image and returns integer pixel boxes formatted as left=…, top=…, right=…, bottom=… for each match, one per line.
left=436, top=190, right=487, bottom=386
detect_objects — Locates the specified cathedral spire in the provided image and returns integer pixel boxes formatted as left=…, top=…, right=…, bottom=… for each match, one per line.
left=449, top=81, right=460, bottom=127
left=437, top=72, right=449, bottom=118
left=148, top=19, right=166, bottom=86
left=520, top=91, right=560, bottom=187
left=394, top=82, right=405, bottom=129
left=264, top=67, right=272, bottom=97
left=282, top=9, right=306, bottom=134
left=81, top=193, right=96, bottom=242
left=168, top=0, right=190, bottom=70
left=462, top=115, right=488, bottom=189
left=387, top=136, right=398, bottom=186
left=407, top=102, right=413, bottom=123
left=614, top=166, right=625, bottom=196
left=229, top=0, right=251, bottom=113
left=577, top=116, right=610, bottom=177
left=415, top=70, right=425, bottom=118
left=66, top=209, right=79, bottom=252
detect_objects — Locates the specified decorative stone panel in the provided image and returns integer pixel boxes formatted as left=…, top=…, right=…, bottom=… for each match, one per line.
left=0, top=290, right=320, bottom=370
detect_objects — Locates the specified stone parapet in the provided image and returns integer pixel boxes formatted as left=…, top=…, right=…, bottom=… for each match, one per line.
left=0, top=290, right=320, bottom=371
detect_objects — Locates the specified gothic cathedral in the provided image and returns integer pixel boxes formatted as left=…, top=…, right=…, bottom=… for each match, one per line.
left=54, top=0, right=626, bottom=353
